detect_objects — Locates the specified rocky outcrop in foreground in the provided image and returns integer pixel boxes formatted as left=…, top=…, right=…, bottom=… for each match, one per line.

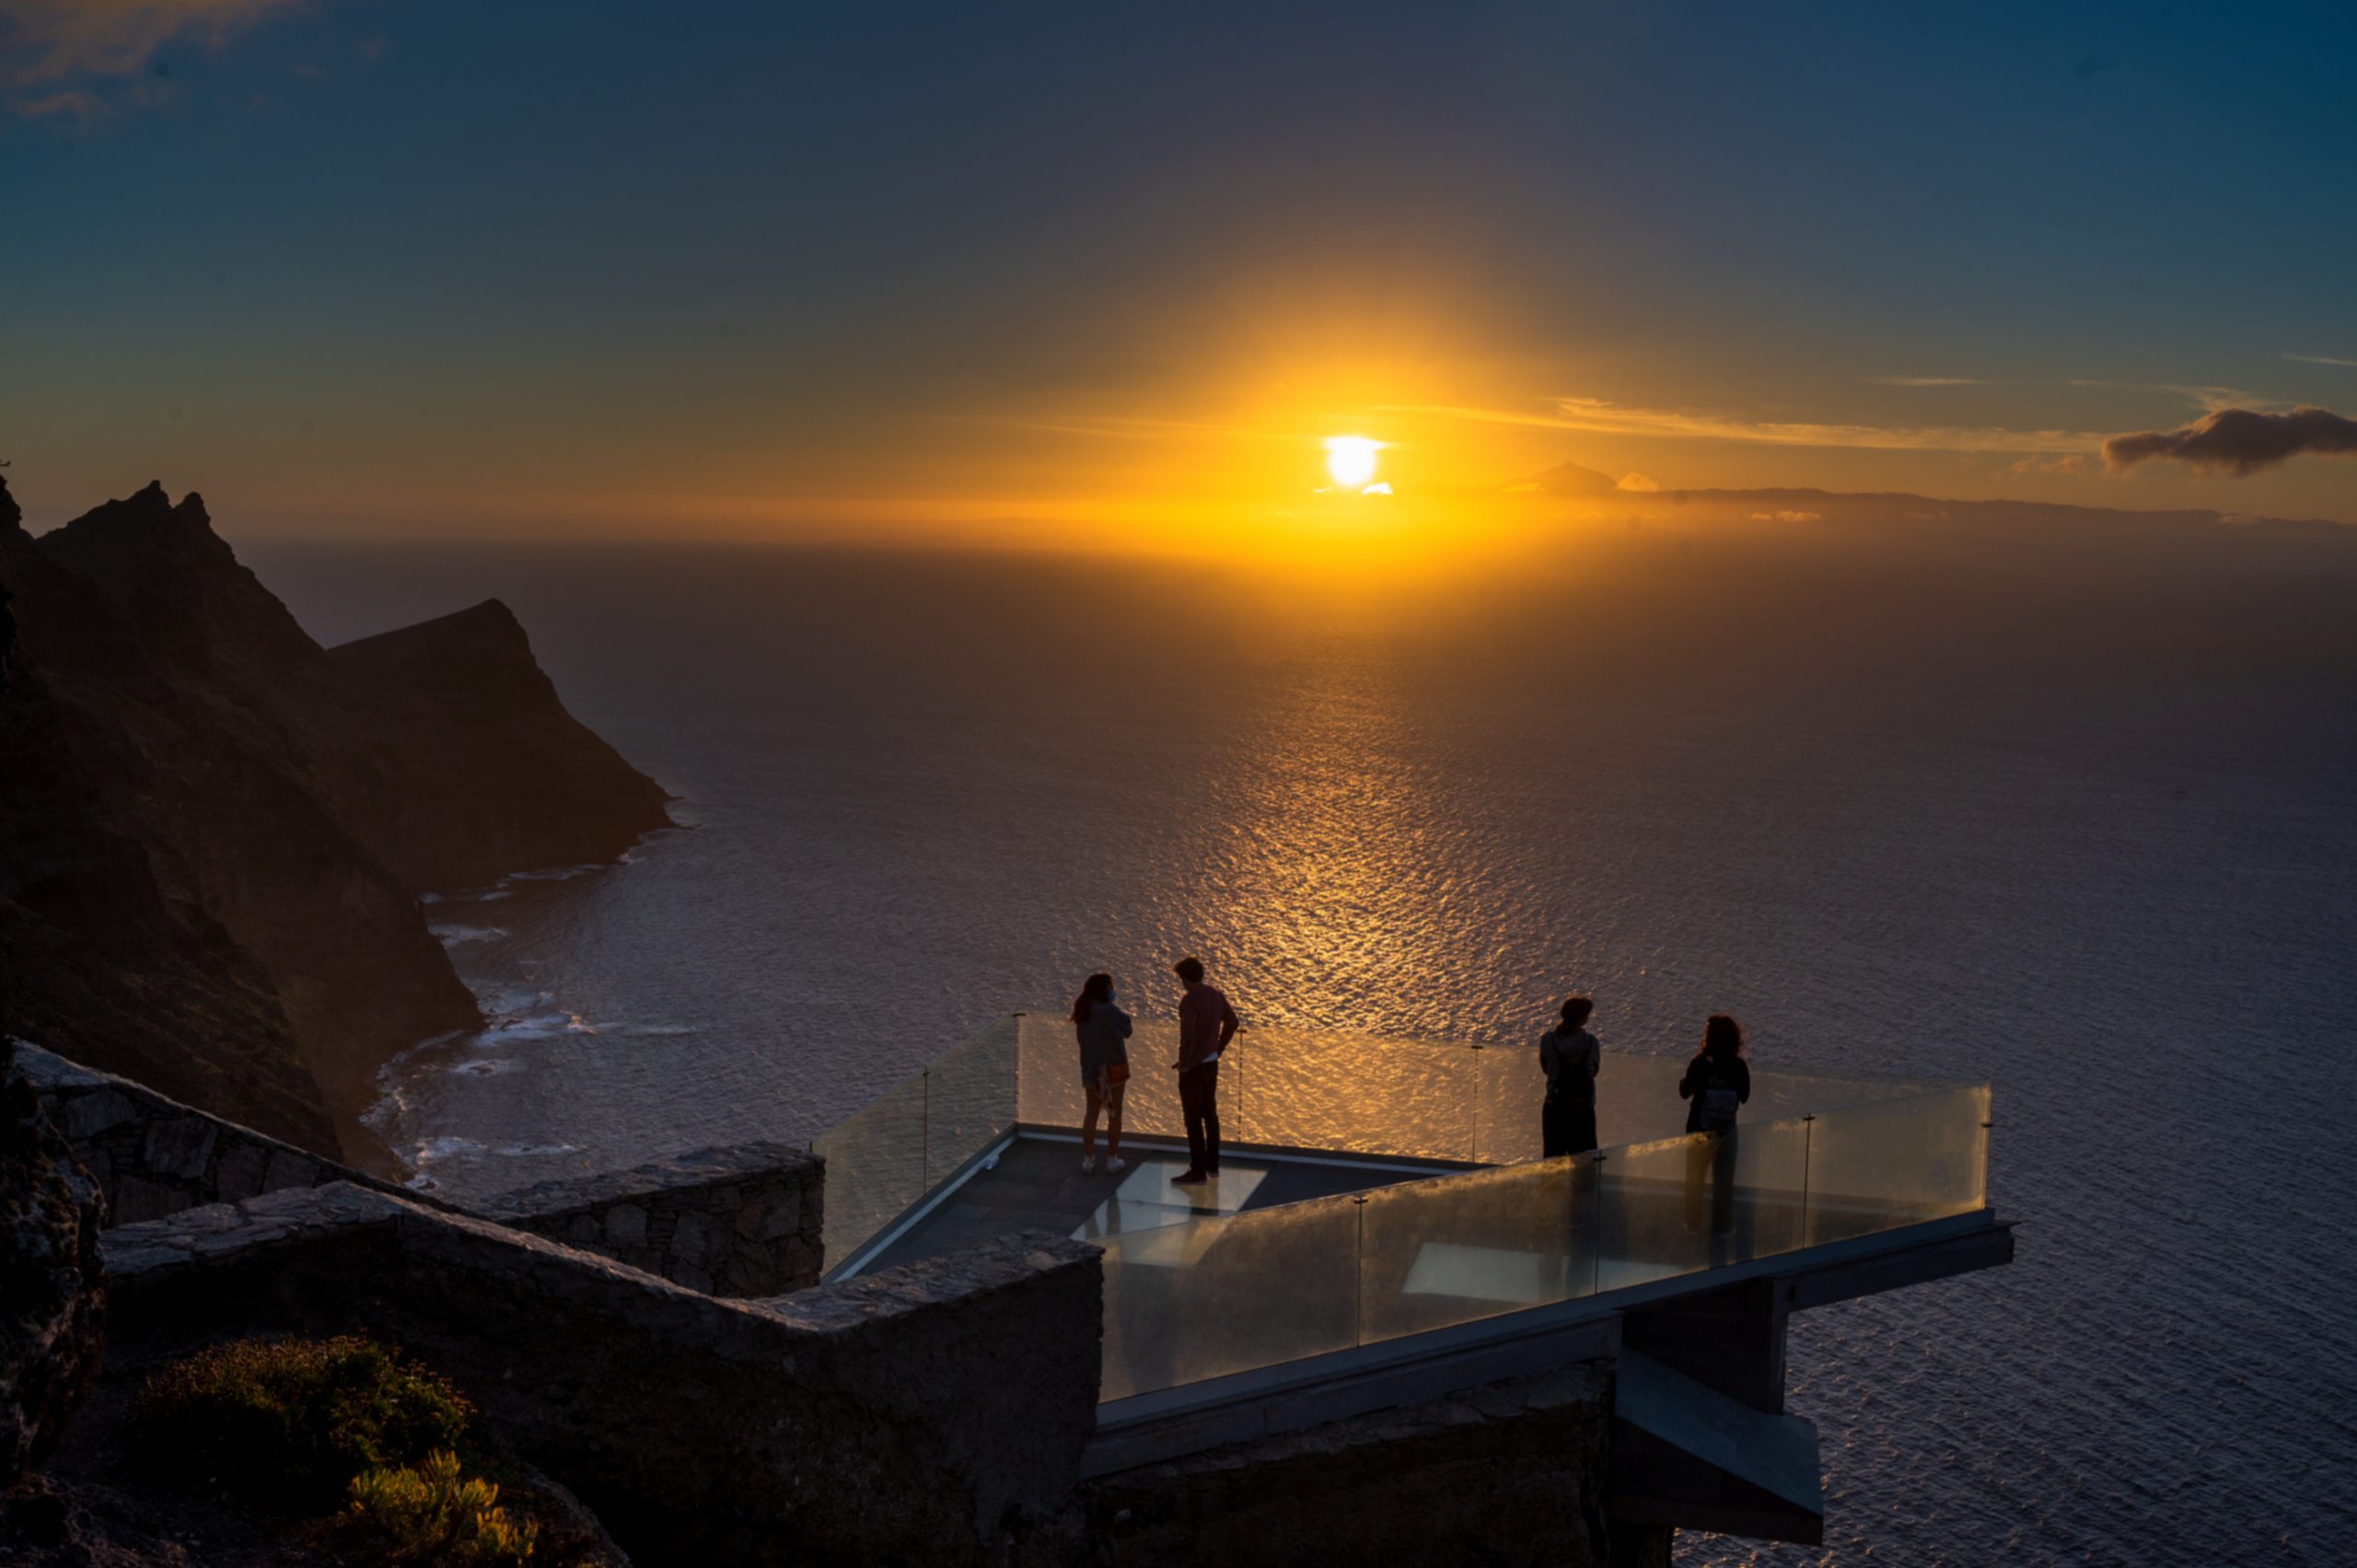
left=0, top=1040, right=105, bottom=1485
left=0, top=476, right=672, bottom=1160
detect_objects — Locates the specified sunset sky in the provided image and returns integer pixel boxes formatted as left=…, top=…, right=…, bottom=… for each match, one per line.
left=4, top=1, right=2352, bottom=552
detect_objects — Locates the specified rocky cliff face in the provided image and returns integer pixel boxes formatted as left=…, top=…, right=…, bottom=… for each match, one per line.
left=328, top=598, right=672, bottom=891
left=0, top=477, right=673, bottom=1163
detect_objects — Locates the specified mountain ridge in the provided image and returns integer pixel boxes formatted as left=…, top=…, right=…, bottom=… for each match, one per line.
left=0, top=476, right=675, bottom=1164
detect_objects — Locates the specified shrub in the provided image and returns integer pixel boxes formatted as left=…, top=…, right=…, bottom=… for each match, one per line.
left=133, top=1336, right=481, bottom=1512
left=344, top=1450, right=540, bottom=1565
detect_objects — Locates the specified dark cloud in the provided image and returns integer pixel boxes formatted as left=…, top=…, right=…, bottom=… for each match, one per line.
left=2102, top=405, right=2357, bottom=476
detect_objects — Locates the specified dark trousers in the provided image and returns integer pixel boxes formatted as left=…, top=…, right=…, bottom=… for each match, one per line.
left=1179, top=1060, right=1221, bottom=1174
left=1542, top=1095, right=1597, bottom=1158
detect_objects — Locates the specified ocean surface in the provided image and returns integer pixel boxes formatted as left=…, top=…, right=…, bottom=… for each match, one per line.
left=242, top=518, right=2357, bottom=1567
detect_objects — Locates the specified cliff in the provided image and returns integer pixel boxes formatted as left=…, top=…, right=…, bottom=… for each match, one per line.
left=0, top=477, right=672, bottom=1163
left=328, top=599, right=671, bottom=890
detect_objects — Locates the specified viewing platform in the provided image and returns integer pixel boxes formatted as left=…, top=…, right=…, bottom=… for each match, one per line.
left=816, top=1014, right=2012, bottom=1547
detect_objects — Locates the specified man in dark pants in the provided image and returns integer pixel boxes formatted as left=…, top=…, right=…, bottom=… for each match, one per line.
left=1170, top=955, right=1237, bottom=1186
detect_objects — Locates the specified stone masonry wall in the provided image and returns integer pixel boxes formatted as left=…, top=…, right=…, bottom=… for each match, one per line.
left=13, top=1040, right=350, bottom=1225
left=99, top=1183, right=1102, bottom=1567
left=482, top=1144, right=825, bottom=1297
left=17, top=1042, right=824, bottom=1298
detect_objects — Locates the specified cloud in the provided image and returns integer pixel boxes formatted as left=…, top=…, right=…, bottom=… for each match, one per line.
left=1748, top=510, right=1822, bottom=523
left=1, top=0, right=305, bottom=112
left=2102, top=404, right=2357, bottom=476
left=2068, top=379, right=2265, bottom=414
left=1399, top=398, right=2107, bottom=455
left=1615, top=472, right=1659, bottom=493
left=2006, top=453, right=2099, bottom=477
left=1864, top=376, right=1986, bottom=387
left=9, top=84, right=92, bottom=114
left=2287, top=354, right=2357, bottom=368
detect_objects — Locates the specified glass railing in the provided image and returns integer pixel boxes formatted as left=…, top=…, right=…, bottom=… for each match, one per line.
left=1015, top=1011, right=1936, bottom=1164
left=1097, top=1082, right=1991, bottom=1400
left=812, top=1016, right=1019, bottom=1272
left=817, top=1009, right=1980, bottom=1309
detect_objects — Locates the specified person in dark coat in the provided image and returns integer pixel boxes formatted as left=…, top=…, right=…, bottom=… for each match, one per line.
left=1678, top=1014, right=1751, bottom=1237
left=1539, top=995, right=1600, bottom=1157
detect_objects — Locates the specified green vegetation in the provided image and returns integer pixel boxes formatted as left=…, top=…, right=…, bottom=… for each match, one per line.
left=132, top=1335, right=485, bottom=1511
left=345, top=1450, right=540, bottom=1565
left=131, top=1335, right=621, bottom=1563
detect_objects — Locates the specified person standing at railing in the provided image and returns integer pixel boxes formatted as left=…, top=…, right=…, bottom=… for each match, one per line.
left=1073, top=972, right=1133, bottom=1175
left=1170, top=955, right=1237, bottom=1187
left=1678, top=1014, right=1751, bottom=1238
left=1540, top=995, right=1601, bottom=1156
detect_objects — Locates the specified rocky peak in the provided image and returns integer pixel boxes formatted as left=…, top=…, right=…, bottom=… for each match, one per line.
left=35, top=482, right=326, bottom=685
left=3, top=478, right=672, bottom=1163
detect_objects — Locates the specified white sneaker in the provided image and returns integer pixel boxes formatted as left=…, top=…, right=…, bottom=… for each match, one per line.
left=1080, top=1156, right=1096, bottom=1174
left=1106, top=1157, right=1127, bottom=1174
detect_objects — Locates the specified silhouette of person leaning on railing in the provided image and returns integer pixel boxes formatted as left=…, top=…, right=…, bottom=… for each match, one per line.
left=1072, top=972, right=1132, bottom=1175
left=1540, top=994, right=1601, bottom=1157
left=1678, top=1014, right=1751, bottom=1241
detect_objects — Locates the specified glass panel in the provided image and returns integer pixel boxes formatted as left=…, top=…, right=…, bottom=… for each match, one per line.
left=1098, top=1189, right=1362, bottom=1400
left=812, top=1074, right=924, bottom=1274
left=1804, top=1084, right=1991, bottom=1248
left=1016, top=1011, right=1084, bottom=1130
left=1475, top=1044, right=1546, bottom=1165
left=1595, top=1112, right=1820, bottom=1291
left=1744, top=1065, right=1939, bottom=1126
left=923, top=1016, right=1018, bottom=1189
left=1722, top=1114, right=1813, bottom=1262
left=1357, top=1156, right=1598, bottom=1342
left=1596, top=1132, right=1718, bottom=1291
left=1236, top=1026, right=1477, bottom=1160
left=1479, top=1047, right=1722, bottom=1159
left=1595, top=1052, right=1709, bottom=1149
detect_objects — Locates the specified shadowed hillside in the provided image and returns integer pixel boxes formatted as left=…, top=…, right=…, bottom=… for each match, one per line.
left=0, top=477, right=672, bottom=1164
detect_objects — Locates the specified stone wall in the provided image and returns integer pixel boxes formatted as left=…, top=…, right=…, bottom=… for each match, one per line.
left=99, top=1183, right=1102, bottom=1567
left=482, top=1144, right=824, bottom=1297
left=1078, top=1364, right=1616, bottom=1568
left=0, top=1040, right=106, bottom=1481
left=17, top=1041, right=826, bottom=1299
left=12, top=1041, right=351, bottom=1225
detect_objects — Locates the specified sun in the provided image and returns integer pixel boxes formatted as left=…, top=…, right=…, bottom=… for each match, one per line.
left=1324, top=436, right=1383, bottom=489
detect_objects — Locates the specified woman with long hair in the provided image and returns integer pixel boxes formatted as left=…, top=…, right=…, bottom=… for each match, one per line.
left=1072, top=971, right=1132, bottom=1174
left=1678, top=1013, right=1751, bottom=1238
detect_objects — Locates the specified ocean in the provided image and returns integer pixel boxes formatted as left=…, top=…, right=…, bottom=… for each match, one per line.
left=242, top=516, right=2357, bottom=1566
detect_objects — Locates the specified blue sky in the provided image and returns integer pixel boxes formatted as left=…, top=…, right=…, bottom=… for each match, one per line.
left=4, top=1, right=2352, bottom=540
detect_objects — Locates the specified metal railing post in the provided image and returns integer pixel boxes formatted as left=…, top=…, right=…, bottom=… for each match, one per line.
left=1589, top=1151, right=1607, bottom=1296
left=1353, top=1192, right=1370, bottom=1346
left=1235, top=1034, right=1244, bottom=1140
left=1470, top=1040, right=1484, bottom=1162
left=1800, top=1114, right=1817, bottom=1245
